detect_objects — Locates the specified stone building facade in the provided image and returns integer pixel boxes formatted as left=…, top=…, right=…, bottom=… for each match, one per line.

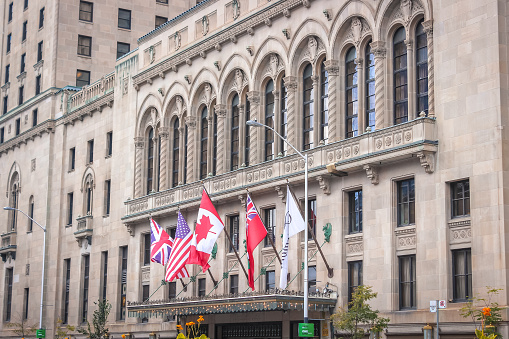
left=0, top=0, right=508, bottom=338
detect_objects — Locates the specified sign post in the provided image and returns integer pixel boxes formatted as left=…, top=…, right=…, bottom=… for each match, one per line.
left=430, top=300, right=446, bottom=339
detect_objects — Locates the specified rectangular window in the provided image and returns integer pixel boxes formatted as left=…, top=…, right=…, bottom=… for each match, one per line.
left=35, top=75, right=41, bottom=95
left=39, top=7, right=45, bottom=28
left=307, top=198, right=317, bottom=238
left=348, top=261, right=363, bottom=303
left=78, top=35, right=92, bottom=56
left=15, top=118, right=20, bottom=135
left=87, top=139, right=94, bottom=164
left=168, top=281, right=176, bottom=299
left=5, top=65, right=9, bottom=84
left=308, top=265, right=317, bottom=294
left=76, top=69, right=90, bottom=87
left=265, top=270, right=275, bottom=291
left=24, top=0, right=28, bottom=10
left=28, top=199, right=34, bottom=232
left=67, top=192, right=73, bottom=225
left=104, top=179, right=111, bottom=216
left=349, top=190, right=362, bottom=234
left=264, top=207, right=276, bottom=247
left=8, top=3, right=13, bottom=22
left=82, top=255, right=90, bottom=323
left=69, top=147, right=75, bottom=171
left=0, top=128, right=4, bottom=143
left=106, top=131, right=113, bottom=156
left=399, top=255, right=416, bottom=309
left=3, top=96, right=7, bottom=114
left=23, top=288, right=29, bottom=319
left=155, top=15, right=168, bottom=29
left=22, top=21, right=28, bottom=42
left=79, top=1, right=93, bottom=22
left=63, top=258, right=71, bottom=324
left=118, top=9, right=132, bottom=30
left=229, top=215, right=239, bottom=253
left=37, top=41, right=43, bottom=61
left=21, top=53, right=26, bottom=73
left=5, top=268, right=13, bottom=321
left=119, top=246, right=128, bottom=320
left=19, top=86, right=24, bottom=105
left=6, top=34, right=12, bottom=53
left=230, top=274, right=238, bottom=294
left=452, top=249, right=472, bottom=302
left=101, top=251, right=108, bottom=300
left=143, top=233, right=151, bottom=266
left=142, top=284, right=150, bottom=302
left=397, top=179, right=415, bottom=226
left=157, top=0, right=169, bottom=3
left=116, top=42, right=130, bottom=59
left=198, top=278, right=206, bottom=296
left=451, top=180, right=470, bottom=218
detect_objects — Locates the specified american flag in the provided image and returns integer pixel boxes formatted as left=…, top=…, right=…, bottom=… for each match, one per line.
left=150, top=218, right=173, bottom=266
left=165, top=211, right=191, bottom=282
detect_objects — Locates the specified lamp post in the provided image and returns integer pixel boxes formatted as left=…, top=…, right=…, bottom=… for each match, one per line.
left=246, top=119, right=310, bottom=323
left=3, top=206, right=46, bottom=331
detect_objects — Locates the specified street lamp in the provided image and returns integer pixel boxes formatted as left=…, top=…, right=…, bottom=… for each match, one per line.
left=3, top=206, right=46, bottom=331
left=246, top=119, right=310, bottom=323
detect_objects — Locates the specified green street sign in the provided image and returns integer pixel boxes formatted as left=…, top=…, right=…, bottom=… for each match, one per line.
left=298, top=323, right=314, bottom=337
left=36, top=328, right=46, bottom=338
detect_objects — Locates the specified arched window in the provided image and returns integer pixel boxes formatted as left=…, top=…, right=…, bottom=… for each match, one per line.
left=320, top=61, right=329, bottom=143
left=28, top=195, right=34, bottom=232
left=213, top=111, right=217, bottom=175
left=200, top=107, right=208, bottom=179
left=146, top=128, right=154, bottom=195
left=84, top=175, right=93, bottom=215
left=346, top=47, right=358, bottom=138
left=416, top=20, right=428, bottom=116
left=280, top=76, right=288, bottom=155
left=183, top=124, right=188, bottom=184
left=265, top=80, right=275, bottom=161
left=231, top=94, right=239, bottom=171
left=172, top=119, right=180, bottom=187
left=303, top=63, right=314, bottom=150
left=394, top=26, right=408, bottom=124
left=245, top=95, right=250, bottom=166
left=366, top=42, right=375, bottom=130
left=8, top=174, right=19, bottom=231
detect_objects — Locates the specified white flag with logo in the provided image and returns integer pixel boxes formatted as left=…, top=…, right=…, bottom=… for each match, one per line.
left=280, top=186, right=306, bottom=289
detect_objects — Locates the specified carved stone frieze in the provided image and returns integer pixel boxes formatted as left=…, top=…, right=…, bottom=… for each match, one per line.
left=346, top=235, right=363, bottom=256
left=141, top=266, right=150, bottom=283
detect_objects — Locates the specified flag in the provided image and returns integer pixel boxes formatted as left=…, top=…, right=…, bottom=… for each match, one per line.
left=246, top=194, right=268, bottom=290
left=165, top=211, right=191, bottom=281
left=279, top=186, right=306, bottom=289
left=150, top=218, right=173, bottom=266
left=188, top=189, right=224, bottom=272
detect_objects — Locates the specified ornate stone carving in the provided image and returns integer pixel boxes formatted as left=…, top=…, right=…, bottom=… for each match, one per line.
left=134, top=137, right=144, bottom=149
left=31, top=158, right=36, bottom=172
left=363, top=164, right=379, bottom=185
left=417, top=151, right=435, bottom=173
left=351, top=17, right=362, bottom=44
left=174, top=31, right=181, bottom=51
left=400, top=0, right=413, bottom=23
left=282, top=29, right=290, bottom=39
left=232, top=0, right=240, bottom=20
left=202, top=15, right=209, bottom=36
left=238, top=194, right=246, bottom=207
left=149, top=46, right=155, bottom=64
left=235, top=69, right=244, bottom=90
left=185, top=116, right=197, bottom=128
left=275, top=186, right=285, bottom=201
left=246, top=46, right=254, bottom=56
left=316, top=176, right=330, bottom=195
left=308, top=37, right=318, bottom=61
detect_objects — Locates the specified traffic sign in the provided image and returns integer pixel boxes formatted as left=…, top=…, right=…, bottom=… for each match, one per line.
left=429, top=300, right=437, bottom=313
left=439, top=300, right=447, bottom=309
left=36, top=329, right=46, bottom=338
left=298, top=323, right=314, bottom=337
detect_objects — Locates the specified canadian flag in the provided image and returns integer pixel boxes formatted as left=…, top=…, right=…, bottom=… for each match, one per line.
left=188, top=189, right=224, bottom=272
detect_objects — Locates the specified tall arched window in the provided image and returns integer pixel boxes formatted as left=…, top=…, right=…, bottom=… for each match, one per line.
left=320, top=61, right=329, bottom=143
left=147, top=128, right=154, bottom=195
left=172, top=119, right=180, bottom=187
left=231, top=94, right=239, bottom=171
left=8, top=174, right=19, bottom=231
left=213, top=111, right=217, bottom=175
left=394, top=26, right=408, bottom=124
left=28, top=195, right=34, bottom=232
left=245, top=95, right=250, bottom=166
left=200, top=107, right=208, bottom=179
left=346, top=47, right=358, bottom=138
left=366, top=41, right=375, bottom=130
left=265, top=80, right=275, bottom=161
left=303, top=64, right=314, bottom=150
left=280, top=77, right=288, bottom=155
left=416, top=20, right=428, bottom=116
left=183, top=124, right=188, bottom=184
left=84, top=174, right=93, bottom=215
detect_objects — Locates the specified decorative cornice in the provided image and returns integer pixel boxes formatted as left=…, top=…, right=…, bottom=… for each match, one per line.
left=0, top=120, right=55, bottom=156
left=61, top=91, right=114, bottom=126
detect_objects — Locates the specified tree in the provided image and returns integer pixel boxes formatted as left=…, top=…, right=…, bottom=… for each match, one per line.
left=460, top=287, right=503, bottom=338
left=77, top=299, right=112, bottom=339
left=331, top=285, right=390, bottom=339
left=5, top=313, right=37, bottom=338
left=55, top=318, right=76, bottom=339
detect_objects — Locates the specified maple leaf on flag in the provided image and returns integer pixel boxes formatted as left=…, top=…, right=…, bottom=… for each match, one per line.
left=196, top=215, right=216, bottom=244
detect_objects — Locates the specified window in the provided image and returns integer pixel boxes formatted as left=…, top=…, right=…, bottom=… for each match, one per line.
left=264, top=80, right=275, bottom=161
left=231, top=94, right=240, bottom=170
left=23, top=288, right=29, bottom=319
left=8, top=3, right=13, bottom=22
left=69, top=147, right=75, bottom=171
left=230, top=274, right=238, bottom=294
left=76, top=70, right=90, bottom=87
left=39, top=7, right=45, bottom=28
left=308, top=265, right=317, bottom=294
left=82, top=255, right=90, bottom=323
left=106, top=131, right=113, bottom=156
left=416, top=20, right=428, bottom=116
left=155, top=15, right=167, bottom=29
left=35, top=75, right=41, bottom=95
left=117, top=42, right=130, bottom=59
left=320, top=61, right=329, bottom=143
left=183, top=125, right=188, bottom=184
left=63, top=259, right=71, bottom=324
left=6, top=34, right=12, bottom=53
left=198, top=278, right=206, bottom=296
left=244, top=94, right=250, bottom=166
left=141, top=285, right=150, bottom=322
left=3, top=96, right=7, bottom=114
left=213, top=112, right=217, bottom=175
left=78, top=35, right=92, bottom=56
left=5, top=268, right=13, bottom=321
left=37, top=41, right=44, bottom=61
left=32, top=109, right=38, bottom=126
left=303, top=63, right=314, bottom=150
left=101, top=251, right=108, bottom=300
left=280, top=78, right=288, bottom=155
left=0, top=128, right=4, bottom=143
left=79, top=1, right=93, bottom=22
left=67, top=192, right=73, bottom=225
left=349, top=190, right=362, bottom=234
left=200, top=107, right=208, bottom=179
left=104, top=179, right=111, bottom=216
left=399, top=255, right=416, bottom=309
left=157, top=0, right=169, bottom=3
left=172, top=120, right=180, bottom=187
left=118, top=9, right=132, bottom=30
left=22, top=21, right=28, bottom=42
left=264, top=207, right=276, bottom=247
left=119, top=246, right=128, bottom=320
left=146, top=128, right=154, bottom=194
left=168, top=281, right=176, bottom=299
left=86, top=185, right=92, bottom=215
left=451, top=180, right=470, bottom=218
left=5, top=65, right=9, bottom=84
left=265, top=270, right=275, bottom=291
left=28, top=196, right=34, bottom=232
left=452, top=249, right=472, bottom=301
left=21, top=53, right=26, bottom=73
left=15, top=118, right=20, bottom=135
left=229, top=215, right=239, bottom=252
left=87, top=139, right=94, bottom=164
left=348, top=261, right=362, bottom=303
left=394, top=27, right=408, bottom=124
left=18, top=86, right=24, bottom=105
left=24, top=0, right=28, bottom=10
left=307, top=198, right=317, bottom=238
left=8, top=178, right=19, bottom=231
left=346, top=47, right=358, bottom=138
left=143, top=233, right=151, bottom=266
left=397, top=179, right=415, bottom=226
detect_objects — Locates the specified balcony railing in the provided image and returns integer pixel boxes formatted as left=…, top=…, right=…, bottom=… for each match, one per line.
left=69, top=72, right=115, bottom=112
left=0, top=231, right=17, bottom=261
left=74, top=214, right=93, bottom=247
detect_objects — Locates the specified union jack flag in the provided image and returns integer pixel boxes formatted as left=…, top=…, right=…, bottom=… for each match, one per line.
left=150, top=218, right=173, bottom=266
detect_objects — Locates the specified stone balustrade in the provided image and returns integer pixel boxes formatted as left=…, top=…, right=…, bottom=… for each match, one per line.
left=0, top=231, right=17, bottom=262
left=69, top=72, right=115, bottom=112
left=74, top=214, right=93, bottom=248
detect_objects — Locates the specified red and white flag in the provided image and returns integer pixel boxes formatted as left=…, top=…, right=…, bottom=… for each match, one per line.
left=246, top=194, right=268, bottom=290
left=188, top=189, right=224, bottom=272
left=165, top=211, right=191, bottom=282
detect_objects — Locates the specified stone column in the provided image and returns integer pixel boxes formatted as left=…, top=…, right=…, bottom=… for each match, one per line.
left=283, top=76, right=297, bottom=153
left=134, top=137, right=145, bottom=198
left=214, top=104, right=227, bottom=175
left=311, top=75, right=320, bottom=147
left=422, top=20, right=434, bottom=117
left=370, top=41, right=387, bottom=130
left=158, top=128, right=169, bottom=190
left=238, top=104, right=246, bottom=166
left=324, top=60, right=339, bottom=142
left=272, top=90, right=280, bottom=156
left=207, top=111, right=214, bottom=176
left=355, top=57, right=365, bottom=133
left=247, top=91, right=260, bottom=164
left=405, top=38, right=415, bottom=120
left=178, top=125, right=185, bottom=185
left=185, top=116, right=197, bottom=183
